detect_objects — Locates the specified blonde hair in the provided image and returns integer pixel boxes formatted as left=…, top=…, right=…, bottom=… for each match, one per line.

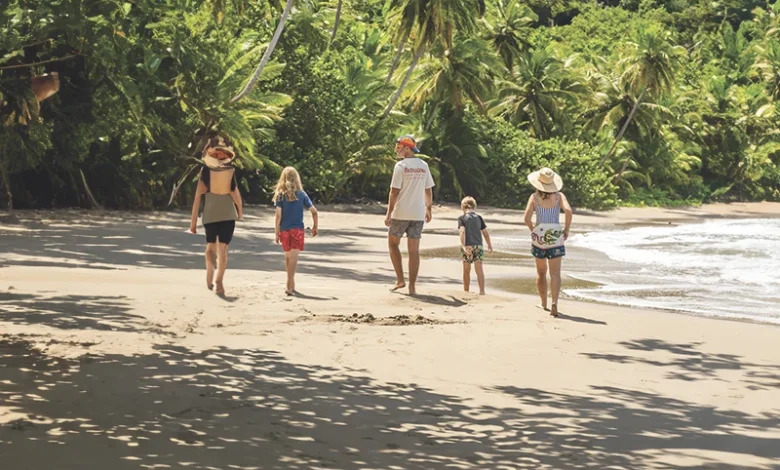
left=461, top=196, right=477, bottom=210
left=274, top=167, right=304, bottom=202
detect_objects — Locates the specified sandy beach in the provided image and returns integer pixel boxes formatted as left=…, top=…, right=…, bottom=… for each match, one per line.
left=1, top=202, right=779, bottom=469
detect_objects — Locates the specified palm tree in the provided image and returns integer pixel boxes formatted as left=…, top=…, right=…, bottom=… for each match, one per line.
left=483, top=0, right=537, bottom=70
left=433, top=0, right=487, bottom=49
left=695, top=76, right=778, bottom=197
left=381, top=0, right=486, bottom=120
left=491, top=48, right=589, bottom=139
left=381, top=34, right=432, bottom=120
left=231, top=0, right=295, bottom=103
left=583, top=70, right=669, bottom=158
left=405, top=36, right=499, bottom=125
left=330, top=0, right=343, bottom=45
left=383, top=0, right=427, bottom=84
left=600, top=26, right=685, bottom=167
left=165, top=21, right=293, bottom=205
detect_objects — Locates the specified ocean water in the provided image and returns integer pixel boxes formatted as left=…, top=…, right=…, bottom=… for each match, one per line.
left=563, top=218, right=780, bottom=324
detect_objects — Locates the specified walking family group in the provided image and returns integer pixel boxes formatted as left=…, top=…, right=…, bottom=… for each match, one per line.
left=189, top=134, right=573, bottom=316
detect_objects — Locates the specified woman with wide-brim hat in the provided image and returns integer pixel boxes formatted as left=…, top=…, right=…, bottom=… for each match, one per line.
left=523, top=167, right=573, bottom=317
left=189, top=134, right=243, bottom=296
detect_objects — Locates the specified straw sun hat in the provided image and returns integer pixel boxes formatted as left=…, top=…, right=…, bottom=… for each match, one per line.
left=201, top=135, right=236, bottom=170
left=527, top=167, right=564, bottom=193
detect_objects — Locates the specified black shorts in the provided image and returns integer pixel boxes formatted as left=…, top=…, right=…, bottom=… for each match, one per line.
left=204, top=220, right=235, bottom=244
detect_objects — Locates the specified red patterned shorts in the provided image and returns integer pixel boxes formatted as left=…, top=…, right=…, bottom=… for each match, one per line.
left=280, top=228, right=305, bottom=252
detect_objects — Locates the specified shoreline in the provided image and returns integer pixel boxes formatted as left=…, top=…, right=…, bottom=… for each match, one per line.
left=424, top=246, right=780, bottom=328
left=416, top=202, right=780, bottom=327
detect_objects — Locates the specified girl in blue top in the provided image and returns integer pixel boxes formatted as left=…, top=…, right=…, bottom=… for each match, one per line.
left=274, top=167, right=318, bottom=296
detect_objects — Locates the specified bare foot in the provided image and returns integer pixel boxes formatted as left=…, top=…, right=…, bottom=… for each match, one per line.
left=408, top=286, right=416, bottom=296
left=550, top=303, right=559, bottom=317
left=207, top=283, right=214, bottom=291
left=215, top=281, right=225, bottom=296
left=536, top=304, right=549, bottom=312
left=479, top=291, right=486, bottom=295
left=391, top=283, right=406, bottom=292
left=285, top=289, right=293, bottom=296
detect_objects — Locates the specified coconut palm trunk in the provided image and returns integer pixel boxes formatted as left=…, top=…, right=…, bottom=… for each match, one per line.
left=615, top=151, right=635, bottom=181
left=231, top=0, right=294, bottom=103
left=1, top=167, right=12, bottom=212
left=382, top=40, right=425, bottom=119
left=599, top=88, right=646, bottom=166
left=386, top=29, right=411, bottom=84
left=79, top=169, right=103, bottom=209
left=329, top=0, right=343, bottom=46
left=424, top=101, right=440, bottom=130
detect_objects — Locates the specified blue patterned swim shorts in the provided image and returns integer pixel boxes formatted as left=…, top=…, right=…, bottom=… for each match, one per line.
left=531, top=245, right=566, bottom=259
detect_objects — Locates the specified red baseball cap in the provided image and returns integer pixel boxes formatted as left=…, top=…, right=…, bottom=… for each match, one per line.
left=396, top=135, right=420, bottom=153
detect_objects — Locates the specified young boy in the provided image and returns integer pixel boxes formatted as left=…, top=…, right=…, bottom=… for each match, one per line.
left=458, top=197, right=493, bottom=294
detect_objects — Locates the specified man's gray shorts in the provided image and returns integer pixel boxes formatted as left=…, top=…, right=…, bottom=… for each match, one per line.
left=388, top=219, right=424, bottom=239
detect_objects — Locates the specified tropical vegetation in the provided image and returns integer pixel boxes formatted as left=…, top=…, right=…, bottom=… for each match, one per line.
left=1, top=0, right=779, bottom=211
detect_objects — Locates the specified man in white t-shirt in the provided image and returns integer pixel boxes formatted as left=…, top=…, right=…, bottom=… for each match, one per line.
left=384, top=135, right=435, bottom=295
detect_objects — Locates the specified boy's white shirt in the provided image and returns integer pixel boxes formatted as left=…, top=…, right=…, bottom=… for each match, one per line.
left=390, top=157, right=435, bottom=221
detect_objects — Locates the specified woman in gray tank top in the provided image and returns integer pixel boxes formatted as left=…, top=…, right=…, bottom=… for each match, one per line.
left=524, top=167, right=573, bottom=317
left=189, top=134, right=243, bottom=296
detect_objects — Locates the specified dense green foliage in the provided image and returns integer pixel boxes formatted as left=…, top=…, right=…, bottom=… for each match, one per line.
left=1, top=0, right=779, bottom=210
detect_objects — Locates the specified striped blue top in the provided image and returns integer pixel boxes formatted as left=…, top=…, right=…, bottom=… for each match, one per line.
left=535, top=193, right=560, bottom=224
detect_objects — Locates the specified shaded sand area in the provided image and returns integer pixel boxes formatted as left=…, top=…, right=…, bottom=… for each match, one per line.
left=1, top=203, right=779, bottom=469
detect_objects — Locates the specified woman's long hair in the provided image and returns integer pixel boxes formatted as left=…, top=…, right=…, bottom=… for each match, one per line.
left=274, top=167, right=303, bottom=202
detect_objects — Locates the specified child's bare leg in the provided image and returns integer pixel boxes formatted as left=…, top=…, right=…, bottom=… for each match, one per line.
left=475, top=260, right=486, bottom=295
left=284, top=251, right=292, bottom=294
left=284, top=253, right=290, bottom=293
left=285, top=249, right=300, bottom=294
left=462, top=261, right=471, bottom=292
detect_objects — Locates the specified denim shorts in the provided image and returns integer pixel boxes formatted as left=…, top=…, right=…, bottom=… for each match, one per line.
left=531, top=245, right=566, bottom=259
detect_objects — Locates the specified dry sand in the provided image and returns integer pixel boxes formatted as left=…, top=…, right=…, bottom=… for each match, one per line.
left=0, top=202, right=779, bottom=469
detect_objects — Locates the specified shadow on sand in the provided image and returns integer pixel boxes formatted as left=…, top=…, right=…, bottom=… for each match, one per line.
left=0, top=210, right=456, bottom=287
left=582, top=338, right=780, bottom=388
left=0, top=338, right=777, bottom=469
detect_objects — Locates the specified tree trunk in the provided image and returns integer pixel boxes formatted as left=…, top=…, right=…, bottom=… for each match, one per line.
left=231, top=0, right=294, bottom=103
left=386, top=29, right=410, bottom=84
left=167, top=121, right=214, bottom=206
left=168, top=163, right=200, bottom=207
left=599, top=88, right=646, bottom=166
left=329, top=0, right=343, bottom=46
left=1, top=166, right=12, bottom=212
left=68, top=170, right=82, bottom=206
left=79, top=169, right=103, bottom=209
left=614, top=151, right=635, bottom=181
left=382, top=40, right=425, bottom=120
left=424, top=101, right=440, bottom=131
